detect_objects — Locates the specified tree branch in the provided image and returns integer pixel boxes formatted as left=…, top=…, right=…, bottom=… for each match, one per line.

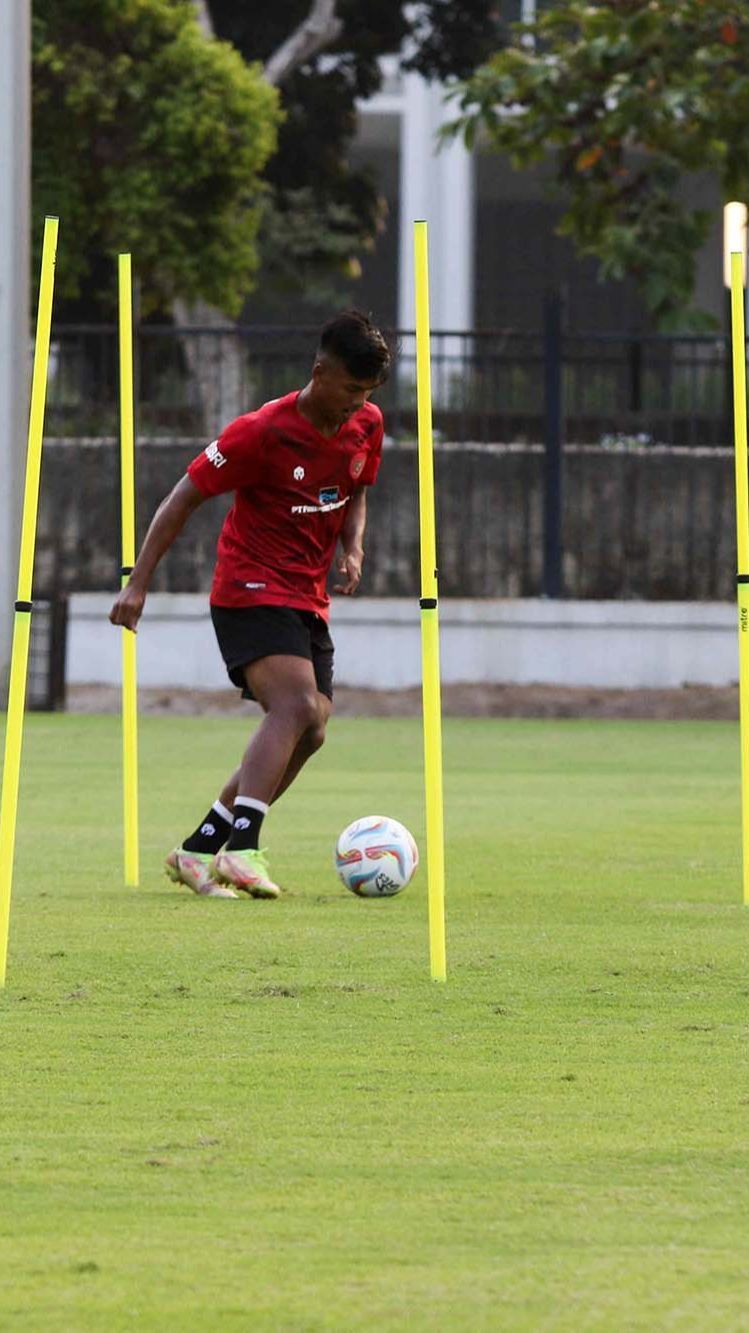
left=264, top=0, right=343, bottom=87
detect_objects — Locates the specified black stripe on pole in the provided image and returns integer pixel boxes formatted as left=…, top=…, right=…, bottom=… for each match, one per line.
left=121, top=566, right=134, bottom=577
left=420, top=598, right=437, bottom=609
left=14, top=601, right=32, bottom=612
left=738, top=576, right=749, bottom=584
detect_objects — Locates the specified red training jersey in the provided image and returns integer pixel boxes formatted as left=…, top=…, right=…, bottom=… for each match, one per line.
left=187, top=391, right=384, bottom=619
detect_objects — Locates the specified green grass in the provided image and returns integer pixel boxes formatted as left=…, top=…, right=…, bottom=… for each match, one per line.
left=1, top=714, right=748, bottom=1330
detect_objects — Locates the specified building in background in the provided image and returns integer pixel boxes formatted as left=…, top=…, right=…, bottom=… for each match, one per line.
left=348, top=55, right=724, bottom=335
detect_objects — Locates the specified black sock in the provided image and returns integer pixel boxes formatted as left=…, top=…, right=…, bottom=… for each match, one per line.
left=225, top=797, right=268, bottom=852
left=182, top=800, right=233, bottom=855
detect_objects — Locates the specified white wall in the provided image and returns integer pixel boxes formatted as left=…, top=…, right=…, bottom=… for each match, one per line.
left=67, top=596, right=739, bottom=692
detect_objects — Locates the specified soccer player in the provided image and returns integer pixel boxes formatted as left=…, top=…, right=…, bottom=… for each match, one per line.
left=109, top=309, right=391, bottom=899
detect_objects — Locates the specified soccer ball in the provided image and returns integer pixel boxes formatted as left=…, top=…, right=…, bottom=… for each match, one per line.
left=334, top=815, right=419, bottom=898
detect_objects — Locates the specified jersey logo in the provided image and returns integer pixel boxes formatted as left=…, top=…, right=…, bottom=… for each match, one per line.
left=319, top=487, right=339, bottom=505
left=205, top=440, right=227, bottom=469
left=350, top=452, right=367, bottom=479
left=291, top=496, right=349, bottom=515
left=293, top=466, right=305, bottom=480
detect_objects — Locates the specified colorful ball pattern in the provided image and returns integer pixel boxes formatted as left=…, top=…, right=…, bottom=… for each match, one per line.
left=335, top=816, right=419, bottom=897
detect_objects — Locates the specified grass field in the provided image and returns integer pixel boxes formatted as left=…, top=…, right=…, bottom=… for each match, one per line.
left=1, top=713, right=748, bottom=1331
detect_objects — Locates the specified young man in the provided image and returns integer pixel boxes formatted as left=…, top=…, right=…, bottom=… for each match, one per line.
left=109, top=309, right=391, bottom=900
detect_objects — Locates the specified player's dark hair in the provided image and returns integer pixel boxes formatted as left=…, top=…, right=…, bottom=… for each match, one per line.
left=318, top=309, right=391, bottom=383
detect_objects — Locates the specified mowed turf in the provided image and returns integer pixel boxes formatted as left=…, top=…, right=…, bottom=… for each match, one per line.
left=1, top=713, right=748, bottom=1331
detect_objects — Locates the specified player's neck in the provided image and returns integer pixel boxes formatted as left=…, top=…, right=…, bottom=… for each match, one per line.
left=296, top=383, right=339, bottom=438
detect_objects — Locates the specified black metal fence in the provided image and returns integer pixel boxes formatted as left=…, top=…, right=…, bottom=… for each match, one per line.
left=27, top=598, right=68, bottom=710
left=36, top=438, right=739, bottom=605
left=46, top=322, right=737, bottom=447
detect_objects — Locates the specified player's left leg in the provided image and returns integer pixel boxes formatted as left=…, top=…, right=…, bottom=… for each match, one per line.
left=168, top=692, right=330, bottom=898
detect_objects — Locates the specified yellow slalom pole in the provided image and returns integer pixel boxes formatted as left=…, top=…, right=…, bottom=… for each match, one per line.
left=730, top=250, right=749, bottom=904
left=0, top=216, right=59, bottom=987
left=414, top=221, right=447, bottom=981
left=118, top=254, right=139, bottom=888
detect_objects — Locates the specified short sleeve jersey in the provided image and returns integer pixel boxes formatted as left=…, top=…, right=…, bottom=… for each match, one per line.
left=187, top=391, right=384, bottom=619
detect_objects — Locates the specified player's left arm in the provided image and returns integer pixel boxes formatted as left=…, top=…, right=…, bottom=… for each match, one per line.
left=334, top=486, right=368, bottom=595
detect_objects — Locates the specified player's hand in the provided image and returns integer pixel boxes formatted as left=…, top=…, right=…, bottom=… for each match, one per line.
left=109, top=582, right=146, bottom=632
left=333, top=549, right=363, bottom=595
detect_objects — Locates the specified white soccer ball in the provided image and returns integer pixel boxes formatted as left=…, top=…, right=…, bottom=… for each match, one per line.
left=334, top=815, right=419, bottom=897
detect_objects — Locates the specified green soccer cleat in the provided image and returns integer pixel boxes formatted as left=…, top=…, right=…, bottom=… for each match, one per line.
left=165, top=846, right=238, bottom=899
left=212, top=847, right=281, bottom=899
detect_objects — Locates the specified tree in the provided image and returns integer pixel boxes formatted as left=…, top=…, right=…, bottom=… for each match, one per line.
left=208, top=0, right=501, bottom=312
left=446, top=1, right=749, bottom=329
left=33, top=0, right=281, bottom=316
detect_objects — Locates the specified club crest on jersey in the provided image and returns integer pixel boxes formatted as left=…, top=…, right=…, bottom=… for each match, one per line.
left=293, top=466, right=305, bottom=480
left=350, top=452, right=367, bottom=480
left=319, top=486, right=339, bottom=506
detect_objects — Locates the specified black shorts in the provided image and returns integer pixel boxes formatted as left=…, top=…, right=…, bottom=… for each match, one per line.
left=210, top=604, right=335, bottom=701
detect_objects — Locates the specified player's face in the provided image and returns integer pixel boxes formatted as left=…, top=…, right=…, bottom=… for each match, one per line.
left=314, top=356, right=383, bottom=426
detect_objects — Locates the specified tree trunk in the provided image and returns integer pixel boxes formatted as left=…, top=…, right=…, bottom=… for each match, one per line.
left=172, top=0, right=342, bottom=435
left=173, top=300, right=247, bottom=438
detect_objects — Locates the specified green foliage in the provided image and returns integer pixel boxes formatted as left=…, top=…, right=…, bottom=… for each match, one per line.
left=209, top=0, right=500, bottom=307
left=447, top=1, right=749, bottom=329
left=255, top=186, right=387, bottom=315
left=33, top=0, right=281, bottom=315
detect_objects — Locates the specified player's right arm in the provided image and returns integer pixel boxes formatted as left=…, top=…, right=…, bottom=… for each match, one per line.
left=110, top=415, right=262, bottom=632
left=108, top=475, right=207, bottom=632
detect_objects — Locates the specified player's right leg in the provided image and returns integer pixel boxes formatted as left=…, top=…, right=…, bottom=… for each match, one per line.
left=268, top=689, right=331, bottom=802
left=165, top=786, right=239, bottom=896
left=164, top=846, right=239, bottom=898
